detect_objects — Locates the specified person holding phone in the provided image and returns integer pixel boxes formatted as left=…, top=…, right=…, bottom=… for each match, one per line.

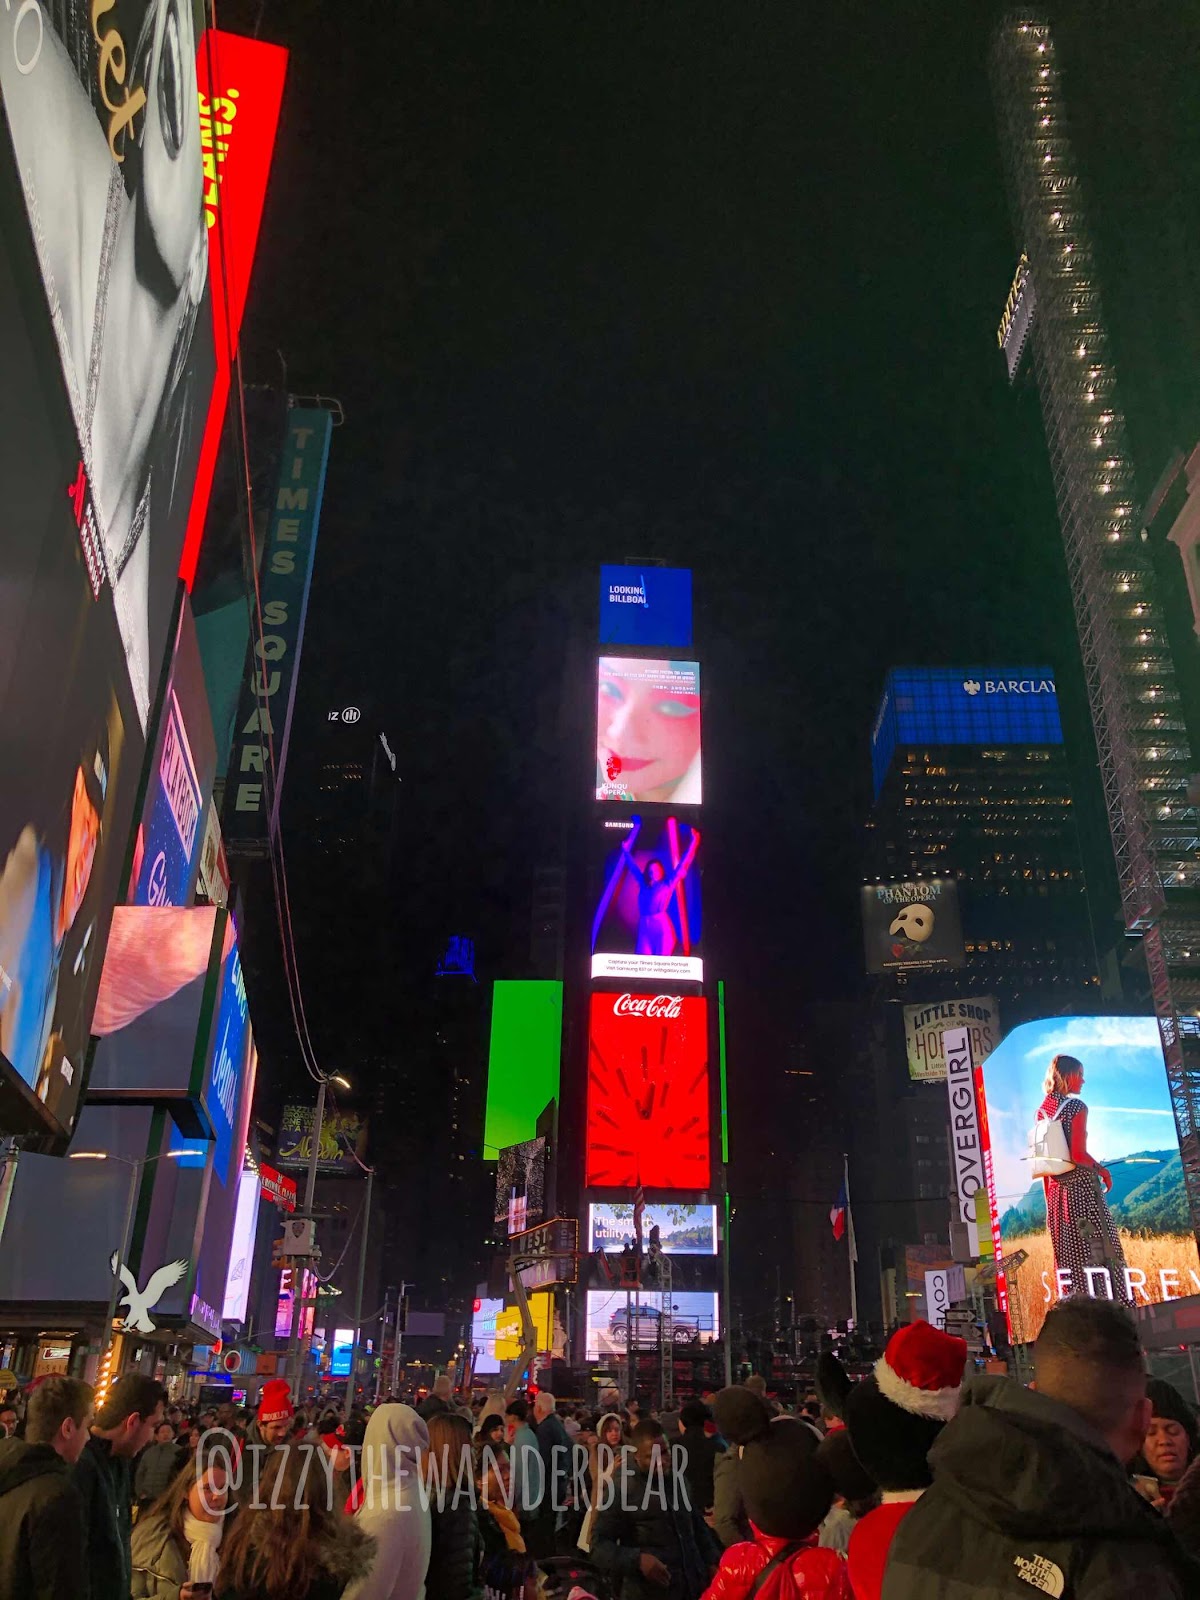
left=131, top=1448, right=229, bottom=1600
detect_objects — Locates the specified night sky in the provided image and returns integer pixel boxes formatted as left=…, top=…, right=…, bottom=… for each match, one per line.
left=222, top=2, right=1200, bottom=1103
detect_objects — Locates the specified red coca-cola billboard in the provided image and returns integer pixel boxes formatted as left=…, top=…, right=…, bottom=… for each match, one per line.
left=586, top=993, right=710, bottom=1190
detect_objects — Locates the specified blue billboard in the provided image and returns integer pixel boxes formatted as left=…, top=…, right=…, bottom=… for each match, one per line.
left=871, top=667, right=1063, bottom=797
left=132, top=600, right=217, bottom=908
left=599, top=565, right=692, bottom=649
left=223, top=408, right=333, bottom=854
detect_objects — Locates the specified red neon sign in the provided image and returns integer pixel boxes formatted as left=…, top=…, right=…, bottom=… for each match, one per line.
left=180, top=30, right=288, bottom=590
left=585, top=993, right=710, bottom=1190
left=973, top=1062, right=1008, bottom=1320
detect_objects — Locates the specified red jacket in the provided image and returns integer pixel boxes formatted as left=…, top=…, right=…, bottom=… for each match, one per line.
left=702, top=1528, right=852, bottom=1600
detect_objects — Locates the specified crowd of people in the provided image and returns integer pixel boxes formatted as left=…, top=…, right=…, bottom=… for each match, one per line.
left=3, top=1298, right=1200, bottom=1599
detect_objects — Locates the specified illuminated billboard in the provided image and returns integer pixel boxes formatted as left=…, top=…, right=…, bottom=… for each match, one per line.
left=585, top=993, right=710, bottom=1190
left=471, top=1296, right=504, bottom=1376
left=222, top=408, right=333, bottom=854
left=131, top=600, right=217, bottom=908
left=592, top=816, right=702, bottom=983
left=585, top=1289, right=718, bottom=1360
left=903, top=997, right=998, bottom=1084
left=1, top=0, right=217, bottom=731
left=871, top=667, right=1062, bottom=797
left=181, top=29, right=288, bottom=588
left=330, top=1327, right=355, bottom=1378
left=495, top=1137, right=548, bottom=1236
left=483, top=981, right=562, bottom=1159
left=979, top=1016, right=1200, bottom=1344
left=596, top=658, right=701, bottom=805
left=588, top=1202, right=717, bottom=1255
left=222, top=1164, right=261, bottom=1324
left=599, top=566, right=693, bottom=649
left=89, top=907, right=223, bottom=1103
left=861, top=879, right=965, bottom=975
left=276, top=1104, right=365, bottom=1172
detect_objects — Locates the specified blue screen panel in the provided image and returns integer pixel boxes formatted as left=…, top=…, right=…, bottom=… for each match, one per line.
left=599, top=566, right=693, bottom=648
left=871, top=667, right=1062, bottom=796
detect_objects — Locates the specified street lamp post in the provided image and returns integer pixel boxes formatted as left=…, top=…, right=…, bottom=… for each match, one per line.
left=68, top=1146, right=205, bottom=1396
left=285, top=1073, right=350, bottom=1401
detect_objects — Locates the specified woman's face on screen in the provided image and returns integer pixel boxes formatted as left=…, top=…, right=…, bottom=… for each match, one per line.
left=140, top=0, right=204, bottom=291
left=597, top=666, right=700, bottom=798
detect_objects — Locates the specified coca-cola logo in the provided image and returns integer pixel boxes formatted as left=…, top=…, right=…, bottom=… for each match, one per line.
left=613, top=994, right=683, bottom=1019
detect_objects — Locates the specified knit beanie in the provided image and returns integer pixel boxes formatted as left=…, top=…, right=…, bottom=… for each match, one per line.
left=712, top=1385, right=772, bottom=1446
left=258, top=1378, right=294, bottom=1426
left=739, top=1420, right=832, bottom=1541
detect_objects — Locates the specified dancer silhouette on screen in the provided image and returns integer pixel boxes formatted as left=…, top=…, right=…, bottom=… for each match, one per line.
left=620, top=825, right=700, bottom=958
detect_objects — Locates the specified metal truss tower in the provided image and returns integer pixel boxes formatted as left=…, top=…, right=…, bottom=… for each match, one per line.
left=990, top=14, right=1200, bottom=1240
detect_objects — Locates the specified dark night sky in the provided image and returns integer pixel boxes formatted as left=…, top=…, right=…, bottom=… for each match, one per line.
left=221, top=2, right=1200, bottom=1073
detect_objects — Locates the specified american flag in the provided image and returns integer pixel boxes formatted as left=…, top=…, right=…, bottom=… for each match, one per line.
left=830, top=1180, right=847, bottom=1243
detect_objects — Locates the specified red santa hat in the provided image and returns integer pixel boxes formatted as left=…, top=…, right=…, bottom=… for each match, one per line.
left=873, top=1321, right=967, bottom=1423
left=258, top=1378, right=294, bottom=1425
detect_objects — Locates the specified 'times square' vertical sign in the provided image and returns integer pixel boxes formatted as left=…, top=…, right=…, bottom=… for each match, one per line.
left=223, top=409, right=333, bottom=855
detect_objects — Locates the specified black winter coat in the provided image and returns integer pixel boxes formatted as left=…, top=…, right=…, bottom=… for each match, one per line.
left=677, top=1426, right=724, bottom=1516
left=426, top=1502, right=483, bottom=1600
left=591, top=1464, right=718, bottom=1600
left=75, top=1434, right=134, bottom=1600
left=883, top=1376, right=1200, bottom=1600
left=0, top=1437, right=86, bottom=1600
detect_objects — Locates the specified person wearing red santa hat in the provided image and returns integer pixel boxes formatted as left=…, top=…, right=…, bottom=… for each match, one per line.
left=830, top=1321, right=966, bottom=1600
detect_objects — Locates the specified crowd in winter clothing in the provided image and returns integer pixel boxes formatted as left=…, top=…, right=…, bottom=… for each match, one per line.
left=5, top=1304, right=1200, bottom=1600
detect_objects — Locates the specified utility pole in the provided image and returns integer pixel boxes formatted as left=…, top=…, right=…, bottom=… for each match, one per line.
left=286, top=1076, right=337, bottom=1402
left=389, top=1280, right=410, bottom=1396
left=344, top=1166, right=374, bottom=1409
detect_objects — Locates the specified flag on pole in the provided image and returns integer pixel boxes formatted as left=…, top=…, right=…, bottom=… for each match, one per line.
left=830, top=1181, right=847, bottom=1243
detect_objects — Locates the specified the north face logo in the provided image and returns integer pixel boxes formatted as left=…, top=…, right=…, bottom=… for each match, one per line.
left=1013, top=1553, right=1064, bottom=1596
left=963, top=679, right=981, bottom=696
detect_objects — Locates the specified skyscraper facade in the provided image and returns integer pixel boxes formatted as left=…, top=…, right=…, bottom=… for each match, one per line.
left=990, top=14, right=1200, bottom=1234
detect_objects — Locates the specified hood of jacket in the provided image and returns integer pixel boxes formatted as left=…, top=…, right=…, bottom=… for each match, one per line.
left=927, top=1376, right=1172, bottom=1546
left=320, top=1513, right=376, bottom=1583
left=0, top=1437, right=69, bottom=1497
left=361, top=1403, right=429, bottom=1502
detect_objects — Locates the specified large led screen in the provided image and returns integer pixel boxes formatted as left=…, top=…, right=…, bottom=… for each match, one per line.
left=592, top=816, right=702, bottom=983
left=599, top=566, right=693, bottom=649
left=484, top=980, right=562, bottom=1159
left=588, top=1202, right=717, bottom=1255
left=471, top=1296, right=504, bottom=1376
left=1, top=0, right=217, bottom=732
left=596, top=658, right=701, bottom=805
left=88, top=906, right=223, bottom=1103
left=871, top=667, right=1062, bottom=799
left=586, top=993, right=710, bottom=1190
left=222, top=1164, right=261, bottom=1324
left=495, top=1137, right=548, bottom=1236
left=979, top=1016, right=1200, bottom=1344
left=861, top=879, right=965, bottom=975
left=585, top=1289, right=718, bottom=1360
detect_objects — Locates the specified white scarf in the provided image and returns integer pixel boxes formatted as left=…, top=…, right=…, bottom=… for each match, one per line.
left=184, top=1512, right=223, bottom=1584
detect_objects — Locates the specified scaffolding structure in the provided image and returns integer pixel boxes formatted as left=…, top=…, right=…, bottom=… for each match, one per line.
left=990, top=14, right=1200, bottom=1240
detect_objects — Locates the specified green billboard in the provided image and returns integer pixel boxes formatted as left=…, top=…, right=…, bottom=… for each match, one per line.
left=483, top=980, right=563, bottom=1158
